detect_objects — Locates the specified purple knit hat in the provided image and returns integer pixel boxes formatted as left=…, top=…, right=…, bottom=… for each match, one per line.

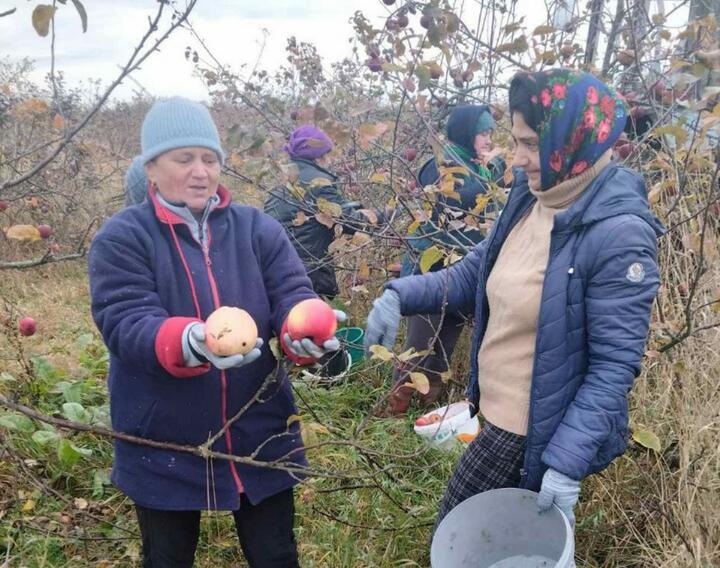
left=283, top=124, right=334, bottom=160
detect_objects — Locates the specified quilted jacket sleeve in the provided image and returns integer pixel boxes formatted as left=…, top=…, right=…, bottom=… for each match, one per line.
left=386, top=238, right=487, bottom=317
left=541, top=215, right=660, bottom=479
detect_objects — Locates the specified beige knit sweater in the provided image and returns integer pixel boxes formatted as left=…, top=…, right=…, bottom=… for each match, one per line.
left=477, top=152, right=613, bottom=435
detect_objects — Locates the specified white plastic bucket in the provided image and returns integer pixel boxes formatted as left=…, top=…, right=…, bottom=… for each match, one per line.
left=431, top=488, right=575, bottom=568
left=414, top=402, right=480, bottom=449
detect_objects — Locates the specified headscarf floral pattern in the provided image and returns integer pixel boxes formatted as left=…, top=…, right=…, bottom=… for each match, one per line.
left=512, top=69, right=627, bottom=190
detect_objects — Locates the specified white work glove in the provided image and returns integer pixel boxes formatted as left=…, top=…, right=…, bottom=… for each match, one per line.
left=537, top=468, right=581, bottom=527
left=363, top=289, right=401, bottom=353
left=282, top=310, right=347, bottom=360
left=182, top=322, right=263, bottom=370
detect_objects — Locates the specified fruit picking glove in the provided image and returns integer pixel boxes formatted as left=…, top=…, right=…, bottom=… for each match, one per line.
left=363, top=289, right=401, bottom=353
left=537, top=468, right=581, bottom=527
left=182, top=322, right=263, bottom=370
left=282, top=310, right=347, bottom=360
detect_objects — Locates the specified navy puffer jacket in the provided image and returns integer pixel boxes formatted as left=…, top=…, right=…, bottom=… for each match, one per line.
left=388, top=163, right=664, bottom=489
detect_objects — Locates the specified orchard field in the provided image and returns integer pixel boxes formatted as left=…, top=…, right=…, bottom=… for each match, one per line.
left=1, top=1, right=719, bottom=566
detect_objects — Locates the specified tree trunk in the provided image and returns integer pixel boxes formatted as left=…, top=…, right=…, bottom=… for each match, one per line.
left=601, top=0, right=625, bottom=76
left=686, top=0, right=720, bottom=89
left=585, top=0, right=607, bottom=68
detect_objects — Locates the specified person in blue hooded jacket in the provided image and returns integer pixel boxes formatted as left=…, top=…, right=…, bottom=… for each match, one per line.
left=384, top=105, right=505, bottom=415
left=124, top=155, right=147, bottom=206
left=364, top=69, right=663, bottom=528
left=89, top=97, right=344, bottom=567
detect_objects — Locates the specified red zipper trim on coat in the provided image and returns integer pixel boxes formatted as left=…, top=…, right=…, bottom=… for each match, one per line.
left=202, top=226, right=244, bottom=494
left=166, top=220, right=203, bottom=319
left=161, top=200, right=244, bottom=495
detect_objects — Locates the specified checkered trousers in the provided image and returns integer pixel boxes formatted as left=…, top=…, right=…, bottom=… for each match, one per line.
left=436, top=422, right=527, bottom=527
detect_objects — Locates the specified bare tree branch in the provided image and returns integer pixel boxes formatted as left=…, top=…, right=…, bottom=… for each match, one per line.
left=0, top=0, right=198, bottom=193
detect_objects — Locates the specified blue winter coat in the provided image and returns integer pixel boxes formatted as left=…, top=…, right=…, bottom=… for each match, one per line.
left=387, top=163, right=664, bottom=489
left=88, top=186, right=316, bottom=510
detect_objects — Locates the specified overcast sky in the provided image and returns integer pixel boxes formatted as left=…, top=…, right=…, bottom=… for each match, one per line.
left=1, top=0, right=690, bottom=102
left=0, top=0, right=394, bottom=101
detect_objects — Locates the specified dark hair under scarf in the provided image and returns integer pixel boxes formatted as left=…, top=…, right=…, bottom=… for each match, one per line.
left=509, top=69, right=627, bottom=190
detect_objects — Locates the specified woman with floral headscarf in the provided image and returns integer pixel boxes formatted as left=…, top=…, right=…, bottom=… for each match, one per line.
left=364, top=69, right=664, bottom=527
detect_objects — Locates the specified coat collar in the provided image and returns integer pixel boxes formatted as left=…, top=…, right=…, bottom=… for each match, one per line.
left=506, top=163, right=665, bottom=237
left=149, top=184, right=232, bottom=225
left=292, top=158, right=337, bottom=182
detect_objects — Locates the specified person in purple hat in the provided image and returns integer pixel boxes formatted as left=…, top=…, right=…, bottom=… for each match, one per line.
left=265, top=124, right=389, bottom=299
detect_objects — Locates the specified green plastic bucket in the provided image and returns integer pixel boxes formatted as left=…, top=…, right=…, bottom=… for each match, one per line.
left=335, top=327, right=365, bottom=366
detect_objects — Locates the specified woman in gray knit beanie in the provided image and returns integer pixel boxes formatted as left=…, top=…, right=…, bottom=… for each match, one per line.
left=89, top=96, right=345, bottom=568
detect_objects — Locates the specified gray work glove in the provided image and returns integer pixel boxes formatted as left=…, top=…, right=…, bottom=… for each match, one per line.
left=182, top=322, right=263, bottom=370
left=363, top=289, right=401, bottom=353
left=537, top=468, right=581, bottom=527
left=283, top=310, right=347, bottom=359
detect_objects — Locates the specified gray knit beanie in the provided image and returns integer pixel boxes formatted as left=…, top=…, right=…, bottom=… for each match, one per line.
left=140, top=97, right=225, bottom=164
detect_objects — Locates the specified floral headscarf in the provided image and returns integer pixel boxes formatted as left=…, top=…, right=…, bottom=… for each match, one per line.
left=510, top=69, right=627, bottom=190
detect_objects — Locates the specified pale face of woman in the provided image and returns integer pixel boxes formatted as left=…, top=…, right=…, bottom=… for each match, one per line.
left=511, top=112, right=542, bottom=191
left=145, top=147, right=221, bottom=213
left=473, top=130, right=493, bottom=158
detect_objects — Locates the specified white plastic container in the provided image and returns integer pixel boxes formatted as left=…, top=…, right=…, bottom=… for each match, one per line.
left=414, top=401, right=480, bottom=449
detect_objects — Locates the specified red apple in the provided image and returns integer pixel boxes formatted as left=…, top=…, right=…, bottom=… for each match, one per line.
left=37, top=224, right=52, bottom=239
left=402, top=147, right=417, bottom=161
left=420, top=15, right=432, bottom=29
left=286, top=299, right=337, bottom=344
left=367, top=44, right=380, bottom=58
left=18, top=317, right=36, bottom=337
left=382, top=0, right=396, bottom=4
left=615, top=143, right=635, bottom=160
left=415, top=413, right=441, bottom=427
left=367, top=57, right=384, bottom=73
left=397, top=14, right=409, bottom=28
left=617, top=49, right=635, bottom=66
left=0, top=201, right=8, bottom=212
left=289, top=110, right=298, bottom=120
